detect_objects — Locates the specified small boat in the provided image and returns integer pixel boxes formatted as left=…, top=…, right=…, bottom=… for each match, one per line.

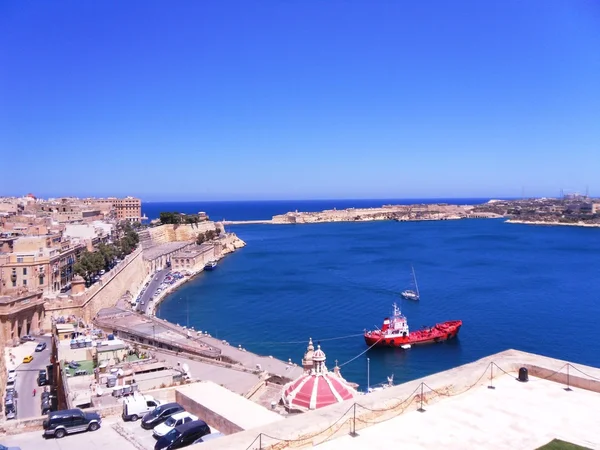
left=364, top=303, right=462, bottom=348
left=401, top=265, right=420, bottom=301
left=204, top=260, right=217, bottom=271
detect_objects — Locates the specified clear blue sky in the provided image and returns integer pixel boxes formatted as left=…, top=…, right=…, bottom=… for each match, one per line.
left=1, top=1, right=599, bottom=201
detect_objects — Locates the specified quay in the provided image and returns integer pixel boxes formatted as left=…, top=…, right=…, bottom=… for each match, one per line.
left=93, top=307, right=304, bottom=382
left=221, top=219, right=274, bottom=225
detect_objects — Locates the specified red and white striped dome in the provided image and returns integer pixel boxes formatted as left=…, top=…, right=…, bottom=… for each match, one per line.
left=282, top=342, right=357, bottom=412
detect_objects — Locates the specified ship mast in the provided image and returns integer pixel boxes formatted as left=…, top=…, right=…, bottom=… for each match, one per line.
left=411, top=265, right=420, bottom=297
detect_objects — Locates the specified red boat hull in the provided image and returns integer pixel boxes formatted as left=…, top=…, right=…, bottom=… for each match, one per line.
left=364, top=320, right=462, bottom=347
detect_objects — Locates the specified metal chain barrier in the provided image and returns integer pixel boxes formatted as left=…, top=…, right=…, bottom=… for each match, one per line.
left=243, top=359, right=599, bottom=450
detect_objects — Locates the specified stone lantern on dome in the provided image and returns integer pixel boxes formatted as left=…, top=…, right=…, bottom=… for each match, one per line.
left=281, top=339, right=358, bottom=413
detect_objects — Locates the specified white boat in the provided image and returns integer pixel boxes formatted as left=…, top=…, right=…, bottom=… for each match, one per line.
left=401, top=265, right=420, bottom=301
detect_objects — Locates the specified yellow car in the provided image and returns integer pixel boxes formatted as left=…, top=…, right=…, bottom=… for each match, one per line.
left=23, top=355, right=33, bottom=363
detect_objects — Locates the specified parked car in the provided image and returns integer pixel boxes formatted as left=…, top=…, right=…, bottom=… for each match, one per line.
left=38, top=370, right=48, bottom=386
left=42, top=408, right=102, bottom=438
left=154, top=420, right=211, bottom=450
left=0, top=444, right=22, bottom=450
left=22, top=355, right=33, bottom=364
left=5, top=397, right=17, bottom=420
left=153, top=411, right=198, bottom=438
left=122, top=395, right=162, bottom=421
left=192, top=432, right=224, bottom=444
left=35, top=342, right=47, bottom=352
left=20, top=335, right=35, bottom=342
left=141, top=403, right=185, bottom=430
left=7, top=369, right=17, bottom=383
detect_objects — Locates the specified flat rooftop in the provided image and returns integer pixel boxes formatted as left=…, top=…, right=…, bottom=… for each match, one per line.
left=200, top=350, right=600, bottom=450
left=317, top=373, right=599, bottom=450
left=143, top=241, right=192, bottom=260
left=177, top=381, right=284, bottom=431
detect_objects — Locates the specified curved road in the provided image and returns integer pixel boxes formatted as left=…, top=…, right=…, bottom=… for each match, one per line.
left=136, top=268, right=169, bottom=314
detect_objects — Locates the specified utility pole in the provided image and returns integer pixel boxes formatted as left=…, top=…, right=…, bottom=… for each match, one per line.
left=367, top=358, right=370, bottom=393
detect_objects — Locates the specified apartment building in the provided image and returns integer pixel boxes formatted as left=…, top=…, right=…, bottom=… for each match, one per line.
left=0, top=235, right=84, bottom=296
left=84, top=196, right=142, bottom=222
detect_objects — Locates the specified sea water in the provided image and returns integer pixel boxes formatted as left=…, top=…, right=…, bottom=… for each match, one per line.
left=152, top=201, right=600, bottom=389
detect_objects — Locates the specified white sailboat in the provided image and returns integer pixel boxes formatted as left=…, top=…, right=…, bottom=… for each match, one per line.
left=401, top=265, right=420, bottom=301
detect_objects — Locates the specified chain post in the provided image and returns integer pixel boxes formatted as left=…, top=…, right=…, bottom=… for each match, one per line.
left=564, top=364, right=572, bottom=391
left=349, top=403, right=359, bottom=437
left=258, top=433, right=262, bottom=449
left=417, top=383, right=426, bottom=412
left=488, top=362, right=496, bottom=389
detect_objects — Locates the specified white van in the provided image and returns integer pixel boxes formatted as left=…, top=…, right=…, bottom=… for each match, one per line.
left=122, top=395, right=162, bottom=421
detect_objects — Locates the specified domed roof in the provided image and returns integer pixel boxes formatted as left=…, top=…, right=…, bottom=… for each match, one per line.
left=312, top=344, right=326, bottom=362
left=282, top=343, right=357, bottom=412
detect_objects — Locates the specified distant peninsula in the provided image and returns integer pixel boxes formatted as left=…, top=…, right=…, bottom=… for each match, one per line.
left=222, top=195, right=600, bottom=227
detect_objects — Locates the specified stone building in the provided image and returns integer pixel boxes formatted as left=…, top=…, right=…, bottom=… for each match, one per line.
left=281, top=339, right=358, bottom=412
left=170, top=244, right=216, bottom=273
left=0, top=235, right=83, bottom=296
left=0, top=289, right=45, bottom=346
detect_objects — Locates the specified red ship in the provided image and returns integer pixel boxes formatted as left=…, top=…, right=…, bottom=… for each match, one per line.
left=364, top=303, right=462, bottom=348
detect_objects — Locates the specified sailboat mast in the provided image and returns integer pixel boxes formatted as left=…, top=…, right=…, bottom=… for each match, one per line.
left=412, top=265, right=419, bottom=296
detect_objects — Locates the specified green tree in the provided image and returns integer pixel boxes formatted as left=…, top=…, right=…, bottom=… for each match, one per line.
left=196, top=233, right=206, bottom=245
left=205, top=229, right=216, bottom=241
left=159, top=212, right=182, bottom=225
left=73, top=250, right=105, bottom=284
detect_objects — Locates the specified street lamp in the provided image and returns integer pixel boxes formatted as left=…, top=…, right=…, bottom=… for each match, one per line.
left=367, top=357, right=370, bottom=393
left=152, top=325, right=155, bottom=341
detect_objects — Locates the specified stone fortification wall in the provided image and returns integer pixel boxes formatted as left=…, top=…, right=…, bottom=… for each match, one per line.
left=272, top=204, right=473, bottom=224
left=200, top=349, right=600, bottom=450
left=44, top=247, right=146, bottom=325
left=142, top=222, right=218, bottom=248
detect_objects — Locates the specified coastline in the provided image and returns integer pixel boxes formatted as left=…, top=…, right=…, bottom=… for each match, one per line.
left=145, top=232, right=246, bottom=316
left=505, top=219, right=600, bottom=228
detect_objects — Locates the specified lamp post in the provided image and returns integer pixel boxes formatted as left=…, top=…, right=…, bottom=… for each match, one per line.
left=367, top=358, right=370, bottom=393
left=152, top=324, right=155, bottom=342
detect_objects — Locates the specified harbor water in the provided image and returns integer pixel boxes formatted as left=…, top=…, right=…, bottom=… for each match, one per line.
left=150, top=201, right=600, bottom=389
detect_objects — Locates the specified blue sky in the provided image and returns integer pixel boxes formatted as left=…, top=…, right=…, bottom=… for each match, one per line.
left=1, top=1, right=599, bottom=201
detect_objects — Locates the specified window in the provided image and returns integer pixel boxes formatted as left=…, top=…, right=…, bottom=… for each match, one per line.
left=12, top=280, right=16, bottom=287
left=23, top=268, right=27, bottom=276
left=39, top=275, right=44, bottom=285
left=17, top=257, right=23, bottom=263
left=23, top=279, right=27, bottom=286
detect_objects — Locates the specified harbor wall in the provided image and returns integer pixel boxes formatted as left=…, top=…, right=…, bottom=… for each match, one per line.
left=43, top=247, right=147, bottom=325
left=140, top=222, right=220, bottom=248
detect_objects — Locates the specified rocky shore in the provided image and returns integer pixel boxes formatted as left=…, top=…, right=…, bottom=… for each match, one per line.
left=506, top=219, right=600, bottom=228
left=271, top=204, right=502, bottom=224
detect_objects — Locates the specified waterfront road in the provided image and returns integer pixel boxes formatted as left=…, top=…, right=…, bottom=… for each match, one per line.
left=14, top=335, right=52, bottom=419
left=136, top=268, right=170, bottom=315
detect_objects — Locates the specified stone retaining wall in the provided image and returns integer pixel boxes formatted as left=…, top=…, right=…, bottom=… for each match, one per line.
left=43, top=247, right=146, bottom=324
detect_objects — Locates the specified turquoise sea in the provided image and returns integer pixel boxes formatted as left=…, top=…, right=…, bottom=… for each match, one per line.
left=147, top=200, right=600, bottom=389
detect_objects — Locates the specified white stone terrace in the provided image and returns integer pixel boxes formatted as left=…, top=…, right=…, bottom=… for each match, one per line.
left=200, top=349, right=600, bottom=450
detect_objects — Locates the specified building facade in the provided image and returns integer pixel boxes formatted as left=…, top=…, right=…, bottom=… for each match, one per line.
left=0, top=290, right=46, bottom=345
left=0, top=236, right=84, bottom=296
left=170, top=244, right=216, bottom=273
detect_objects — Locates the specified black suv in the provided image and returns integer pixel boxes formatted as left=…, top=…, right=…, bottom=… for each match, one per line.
left=141, top=403, right=185, bottom=430
left=43, top=408, right=102, bottom=438
left=155, top=420, right=211, bottom=450
left=38, top=370, right=48, bottom=386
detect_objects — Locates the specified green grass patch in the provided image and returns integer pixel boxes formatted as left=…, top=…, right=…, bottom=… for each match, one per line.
left=536, top=439, right=592, bottom=450
left=64, top=359, right=95, bottom=376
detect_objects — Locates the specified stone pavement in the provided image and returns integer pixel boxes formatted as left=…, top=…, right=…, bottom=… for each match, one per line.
left=316, top=373, right=600, bottom=450
left=0, top=418, right=138, bottom=450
